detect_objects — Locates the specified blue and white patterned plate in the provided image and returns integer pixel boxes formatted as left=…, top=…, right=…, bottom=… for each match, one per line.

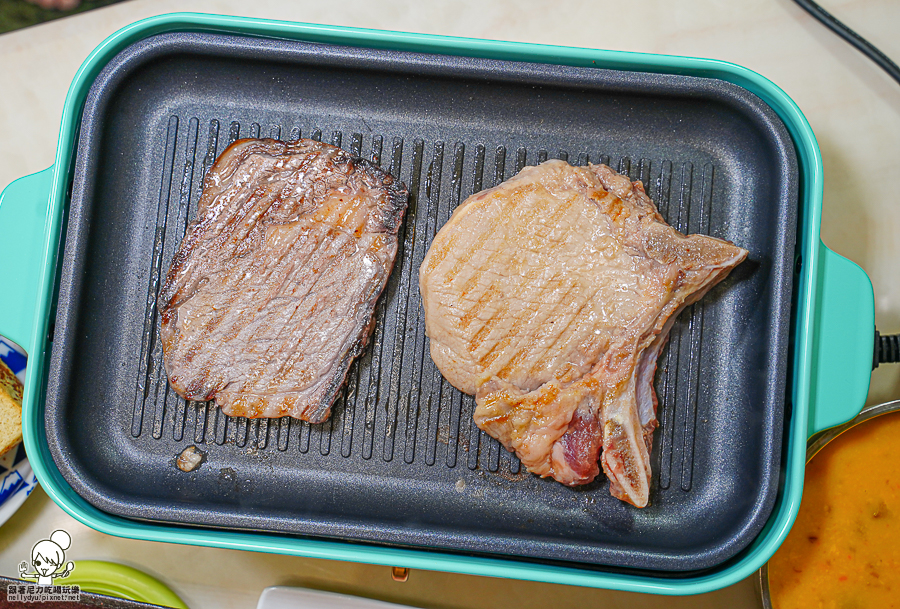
left=0, top=336, right=37, bottom=527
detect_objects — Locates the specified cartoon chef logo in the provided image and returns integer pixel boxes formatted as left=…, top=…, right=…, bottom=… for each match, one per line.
left=18, top=529, right=75, bottom=586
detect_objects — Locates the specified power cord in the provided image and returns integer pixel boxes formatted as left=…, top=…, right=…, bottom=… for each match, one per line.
left=792, top=0, right=900, bottom=86
left=874, top=331, right=900, bottom=368
left=791, top=0, right=900, bottom=369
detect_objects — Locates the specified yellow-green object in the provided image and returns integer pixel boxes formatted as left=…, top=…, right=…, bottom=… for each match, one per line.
left=56, top=560, right=188, bottom=609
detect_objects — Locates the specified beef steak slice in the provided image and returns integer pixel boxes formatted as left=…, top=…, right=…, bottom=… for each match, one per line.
left=158, top=138, right=408, bottom=423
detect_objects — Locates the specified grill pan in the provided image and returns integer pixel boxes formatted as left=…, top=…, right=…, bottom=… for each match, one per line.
left=53, top=29, right=798, bottom=572
left=0, top=13, right=877, bottom=595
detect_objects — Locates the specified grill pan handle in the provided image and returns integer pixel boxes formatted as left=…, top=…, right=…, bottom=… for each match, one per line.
left=0, top=167, right=55, bottom=351
left=807, top=242, right=875, bottom=436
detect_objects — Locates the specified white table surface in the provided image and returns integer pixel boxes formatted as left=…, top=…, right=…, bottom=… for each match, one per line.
left=1, top=0, right=898, bottom=607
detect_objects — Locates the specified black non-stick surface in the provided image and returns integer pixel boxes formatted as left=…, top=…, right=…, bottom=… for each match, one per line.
left=45, top=32, right=797, bottom=572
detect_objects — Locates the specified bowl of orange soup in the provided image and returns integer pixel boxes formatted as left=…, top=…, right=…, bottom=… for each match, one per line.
left=759, top=399, right=900, bottom=608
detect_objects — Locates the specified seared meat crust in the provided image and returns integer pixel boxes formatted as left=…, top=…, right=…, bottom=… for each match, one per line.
left=159, top=138, right=408, bottom=423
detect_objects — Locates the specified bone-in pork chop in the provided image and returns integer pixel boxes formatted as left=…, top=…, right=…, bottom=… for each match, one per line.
left=158, top=138, right=408, bottom=423
left=419, top=160, right=746, bottom=507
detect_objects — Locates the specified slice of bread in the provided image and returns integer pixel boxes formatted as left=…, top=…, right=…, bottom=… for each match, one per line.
left=0, top=358, right=23, bottom=457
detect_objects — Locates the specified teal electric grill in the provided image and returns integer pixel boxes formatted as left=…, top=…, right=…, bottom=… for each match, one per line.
left=0, top=12, right=881, bottom=595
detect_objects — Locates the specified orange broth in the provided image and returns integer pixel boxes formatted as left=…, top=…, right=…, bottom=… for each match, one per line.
left=769, top=410, right=900, bottom=608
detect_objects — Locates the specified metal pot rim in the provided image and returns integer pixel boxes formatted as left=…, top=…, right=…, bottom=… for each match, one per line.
left=757, top=398, right=900, bottom=608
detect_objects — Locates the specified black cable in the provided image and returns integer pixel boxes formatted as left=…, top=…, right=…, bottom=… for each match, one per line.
left=795, top=0, right=900, bottom=369
left=792, top=0, right=900, bottom=87
left=874, top=331, right=900, bottom=369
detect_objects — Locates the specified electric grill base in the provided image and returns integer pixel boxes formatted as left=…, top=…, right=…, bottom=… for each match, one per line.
left=0, top=13, right=876, bottom=595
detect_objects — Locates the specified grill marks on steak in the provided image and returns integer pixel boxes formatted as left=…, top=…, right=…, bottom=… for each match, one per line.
left=158, top=138, right=407, bottom=423
left=420, top=160, right=747, bottom=507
